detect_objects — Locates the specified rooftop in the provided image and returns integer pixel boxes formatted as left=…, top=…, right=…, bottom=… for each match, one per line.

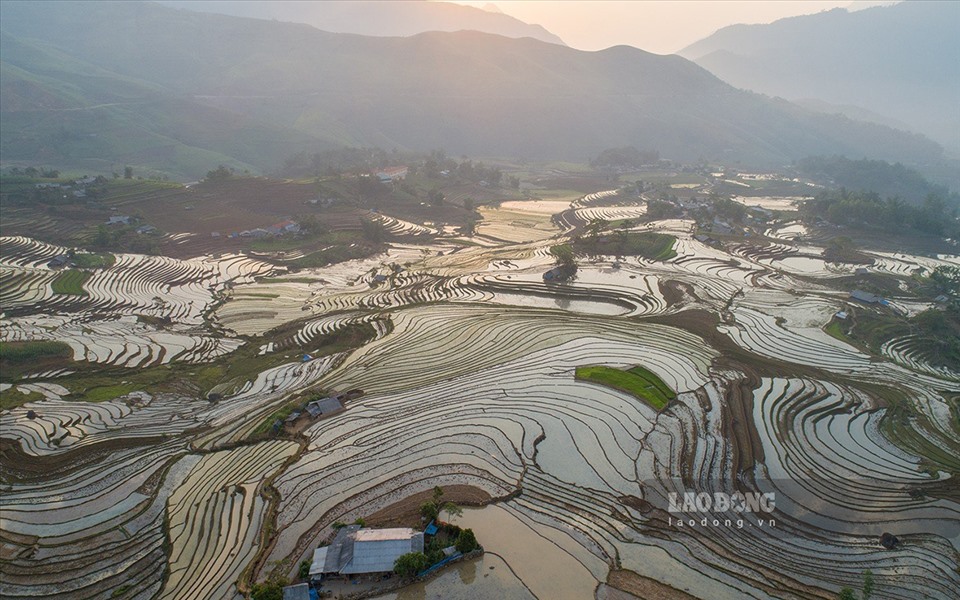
left=354, top=528, right=418, bottom=542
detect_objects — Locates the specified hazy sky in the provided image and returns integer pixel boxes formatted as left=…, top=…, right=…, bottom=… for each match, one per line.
left=449, top=1, right=897, bottom=54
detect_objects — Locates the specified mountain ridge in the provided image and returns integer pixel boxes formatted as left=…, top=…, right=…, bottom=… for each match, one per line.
left=158, top=0, right=566, bottom=46
left=0, top=1, right=949, bottom=181
left=679, top=2, right=960, bottom=152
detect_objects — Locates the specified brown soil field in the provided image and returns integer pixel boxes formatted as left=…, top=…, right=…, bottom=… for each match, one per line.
left=606, top=570, right=700, bottom=600
left=363, top=485, right=493, bottom=530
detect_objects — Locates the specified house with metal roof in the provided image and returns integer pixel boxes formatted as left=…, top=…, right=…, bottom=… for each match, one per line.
left=281, top=583, right=311, bottom=600
left=850, top=289, right=881, bottom=304
left=310, top=526, right=424, bottom=579
left=305, top=397, right=343, bottom=419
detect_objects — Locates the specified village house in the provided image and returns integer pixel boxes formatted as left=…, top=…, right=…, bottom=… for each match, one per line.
left=309, top=526, right=424, bottom=580
left=304, top=396, right=343, bottom=419
left=850, top=289, right=881, bottom=304
left=46, top=255, right=71, bottom=268
left=106, top=215, right=132, bottom=226
left=281, top=583, right=311, bottom=600
left=375, top=166, right=408, bottom=182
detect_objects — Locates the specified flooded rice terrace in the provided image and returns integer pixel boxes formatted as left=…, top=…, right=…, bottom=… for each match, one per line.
left=1, top=186, right=958, bottom=600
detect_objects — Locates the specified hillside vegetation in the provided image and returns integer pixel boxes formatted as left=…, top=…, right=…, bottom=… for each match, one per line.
left=0, top=1, right=948, bottom=180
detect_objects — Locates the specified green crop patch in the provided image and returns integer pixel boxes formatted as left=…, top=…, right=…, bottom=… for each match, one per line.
left=575, top=364, right=676, bottom=410
left=70, top=253, right=116, bottom=269
left=51, top=269, right=92, bottom=295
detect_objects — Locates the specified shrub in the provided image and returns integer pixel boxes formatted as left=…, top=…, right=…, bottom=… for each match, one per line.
left=394, top=552, right=429, bottom=576
left=455, top=528, right=478, bottom=553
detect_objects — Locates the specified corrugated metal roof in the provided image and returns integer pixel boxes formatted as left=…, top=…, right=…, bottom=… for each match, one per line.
left=282, top=583, right=310, bottom=600
left=312, top=526, right=425, bottom=575
left=353, top=528, right=417, bottom=542
left=340, top=533, right=424, bottom=574
left=309, top=547, right=328, bottom=576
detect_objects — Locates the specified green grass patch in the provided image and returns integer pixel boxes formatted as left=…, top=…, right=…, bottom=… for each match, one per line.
left=81, top=382, right=142, bottom=402
left=0, top=341, right=74, bottom=381
left=0, top=388, right=45, bottom=411
left=51, top=269, right=92, bottom=295
left=0, top=340, right=72, bottom=362
left=70, top=252, right=116, bottom=268
left=575, top=365, right=676, bottom=410
left=824, top=319, right=853, bottom=344
left=575, top=231, right=677, bottom=261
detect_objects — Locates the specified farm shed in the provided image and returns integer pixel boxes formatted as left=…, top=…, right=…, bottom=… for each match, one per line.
left=305, top=397, right=343, bottom=419
left=311, top=526, right=424, bottom=577
left=282, top=583, right=310, bottom=600
left=850, top=290, right=881, bottom=304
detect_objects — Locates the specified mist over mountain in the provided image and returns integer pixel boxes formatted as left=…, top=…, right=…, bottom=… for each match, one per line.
left=680, top=1, right=960, bottom=153
left=158, top=0, right=566, bottom=46
left=0, top=1, right=949, bottom=180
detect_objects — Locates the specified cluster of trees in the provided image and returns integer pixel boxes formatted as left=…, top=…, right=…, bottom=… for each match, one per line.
left=591, top=146, right=660, bottom=169
left=797, top=156, right=956, bottom=206
left=393, top=528, right=479, bottom=576
left=420, top=486, right=462, bottom=522
left=4, top=166, right=60, bottom=179
left=801, top=190, right=960, bottom=238
left=421, top=151, right=502, bottom=186
left=93, top=224, right=160, bottom=255
left=205, top=165, right=233, bottom=181
left=646, top=198, right=681, bottom=220
left=278, top=147, right=395, bottom=179
left=278, top=147, right=509, bottom=188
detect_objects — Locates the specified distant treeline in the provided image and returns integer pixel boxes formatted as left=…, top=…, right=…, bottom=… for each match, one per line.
left=801, top=189, right=959, bottom=238
left=277, top=148, right=508, bottom=187
left=591, top=146, right=661, bottom=169
left=797, top=156, right=957, bottom=206
left=278, top=147, right=395, bottom=178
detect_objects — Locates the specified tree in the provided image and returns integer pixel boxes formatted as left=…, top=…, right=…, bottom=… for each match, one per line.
left=862, top=570, right=874, bottom=600
left=440, top=501, right=463, bottom=520
left=551, top=244, right=576, bottom=269
left=394, top=552, right=429, bottom=576
left=353, top=517, right=366, bottom=527
left=298, top=559, right=311, bottom=580
left=251, top=575, right=288, bottom=600
left=420, top=501, right=439, bottom=521
left=428, top=188, right=445, bottom=206
left=837, top=588, right=856, bottom=600
left=459, top=219, right=477, bottom=237
left=205, top=165, right=232, bottom=181
left=124, top=166, right=133, bottom=179
left=463, top=198, right=475, bottom=212
left=455, top=528, right=478, bottom=553
left=587, top=218, right=609, bottom=240
left=360, top=218, right=386, bottom=243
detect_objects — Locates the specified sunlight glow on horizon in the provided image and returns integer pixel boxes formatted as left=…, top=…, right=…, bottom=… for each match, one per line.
left=445, top=1, right=899, bottom=54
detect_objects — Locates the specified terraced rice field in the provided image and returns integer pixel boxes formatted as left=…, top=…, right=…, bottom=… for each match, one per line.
left=1, top=185, right=957, bottom=600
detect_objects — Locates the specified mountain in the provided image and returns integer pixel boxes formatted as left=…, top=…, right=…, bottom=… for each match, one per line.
left=0, top=1, right=949, bottom=181
left=158, top=0, right=566, bottom=46
left=679, top=2, right=960, bottom=153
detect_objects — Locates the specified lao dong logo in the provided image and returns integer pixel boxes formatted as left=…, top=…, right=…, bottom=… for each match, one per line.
left=667, top=491, right=777, bottom=530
